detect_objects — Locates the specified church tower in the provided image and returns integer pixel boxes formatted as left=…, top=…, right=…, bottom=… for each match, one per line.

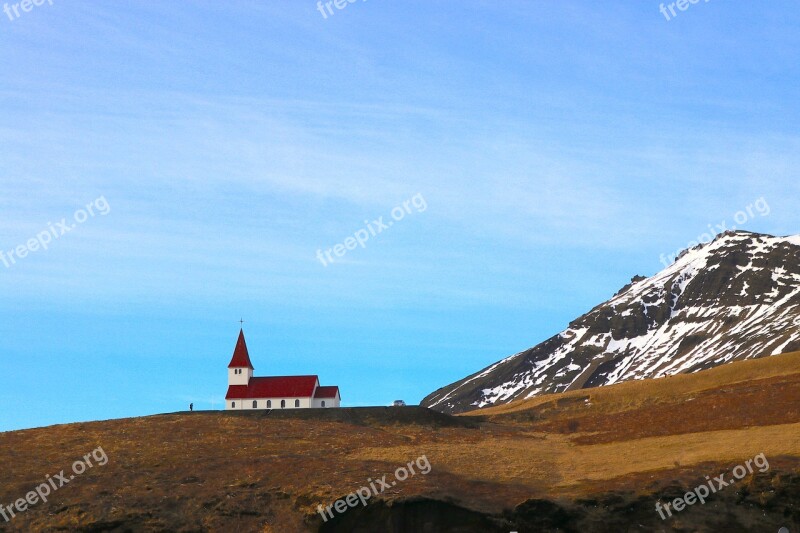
left=227, top=329, right=254, bottom=386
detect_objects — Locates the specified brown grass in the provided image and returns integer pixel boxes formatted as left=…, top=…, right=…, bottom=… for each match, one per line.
left=0, top=352, right=797, bottom=531
left=470, top=350, right=800, bottom=417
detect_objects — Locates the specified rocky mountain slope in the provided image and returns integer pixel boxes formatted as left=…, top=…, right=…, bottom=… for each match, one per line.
left=422, top=231, right=800, bottom=414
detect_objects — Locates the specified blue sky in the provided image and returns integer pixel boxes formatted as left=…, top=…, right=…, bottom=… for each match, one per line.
left=1, top=1, right=798, bottom=431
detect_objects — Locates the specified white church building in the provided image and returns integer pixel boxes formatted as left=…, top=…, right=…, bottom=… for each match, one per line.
left=225, top=329, right=341, bottom=410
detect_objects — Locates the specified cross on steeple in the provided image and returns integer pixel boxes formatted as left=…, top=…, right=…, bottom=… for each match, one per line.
left=239, top=318, right=244, bottom=328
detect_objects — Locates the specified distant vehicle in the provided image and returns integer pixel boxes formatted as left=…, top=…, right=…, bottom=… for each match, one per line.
left=392, top=400, right=406, bottom=407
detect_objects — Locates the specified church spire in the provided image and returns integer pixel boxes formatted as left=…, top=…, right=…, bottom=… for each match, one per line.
left=227, top=328, right=254, bottom=370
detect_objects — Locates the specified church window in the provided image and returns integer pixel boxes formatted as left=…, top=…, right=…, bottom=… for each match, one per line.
left=252, top=400, right=257, bottom=408
left=281, top=400, right=286, bottom=408
left=294, top=399, right=300, bottom=407
left=321, top=401, right=326, bottom=407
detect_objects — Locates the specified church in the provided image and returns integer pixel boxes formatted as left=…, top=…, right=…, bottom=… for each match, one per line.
left=225, top=329, right=341, bottom=410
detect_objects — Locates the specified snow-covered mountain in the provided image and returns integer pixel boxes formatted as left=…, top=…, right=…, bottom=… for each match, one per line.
left=422, top=231, right=800, bottom=414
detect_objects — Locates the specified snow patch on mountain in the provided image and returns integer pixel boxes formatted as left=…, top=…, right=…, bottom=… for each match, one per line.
left=422, top=231, right=800, bottom=414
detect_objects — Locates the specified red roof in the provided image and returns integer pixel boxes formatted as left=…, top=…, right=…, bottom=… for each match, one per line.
left=314, top=386, right=340, bottom=399
left=227, top=329, right=254, bottom=369
left=225, top=376, right=320, bottom=399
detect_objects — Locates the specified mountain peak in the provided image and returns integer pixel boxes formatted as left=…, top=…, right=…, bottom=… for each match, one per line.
left=422, top=231, right=800, bottom=414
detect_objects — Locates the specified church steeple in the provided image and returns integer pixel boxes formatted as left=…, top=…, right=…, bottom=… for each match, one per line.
left=227, top=329, right=254, bottom=386
left=227, top=329, right=254, bottom=370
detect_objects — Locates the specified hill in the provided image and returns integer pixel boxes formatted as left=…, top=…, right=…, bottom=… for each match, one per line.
left=0, top=352, right=798, bottom=532
left=423, top=231, right=800, bottom=414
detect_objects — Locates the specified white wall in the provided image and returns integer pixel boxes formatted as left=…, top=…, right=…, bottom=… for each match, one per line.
left=227, top=396, right=341, bottom=409
left=312, top=395, right=340, bottom=408
left=228, top=367, right=252, bottom=386
left=236, top=397, right=313, bottom=409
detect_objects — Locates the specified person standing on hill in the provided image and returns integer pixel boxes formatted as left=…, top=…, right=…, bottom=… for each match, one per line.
left=189, top=403, right=193, bottom=412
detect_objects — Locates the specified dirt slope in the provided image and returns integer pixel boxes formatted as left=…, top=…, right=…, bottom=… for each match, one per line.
left=0, top=353, right=798, bottom=532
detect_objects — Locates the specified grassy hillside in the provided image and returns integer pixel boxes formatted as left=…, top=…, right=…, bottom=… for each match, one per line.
left=473, top=350, right=800, bottom=417
left=0, top=353, right=798, bottom=532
